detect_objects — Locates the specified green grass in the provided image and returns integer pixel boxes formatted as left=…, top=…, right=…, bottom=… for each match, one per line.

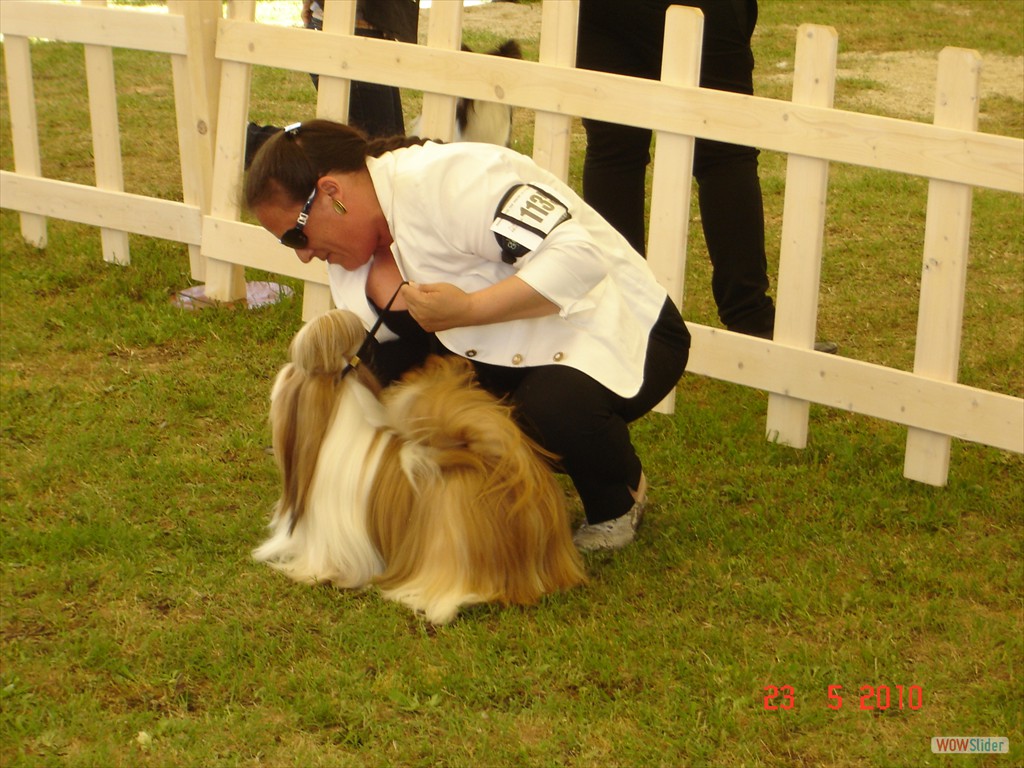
left=1, top=2, right=1022, bottom=766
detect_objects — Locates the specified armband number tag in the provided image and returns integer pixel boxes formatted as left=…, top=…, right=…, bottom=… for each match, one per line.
left=490, top=184, right=571, bottom=254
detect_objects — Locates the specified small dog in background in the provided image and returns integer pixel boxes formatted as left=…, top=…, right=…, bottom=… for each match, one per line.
left=412, top=39, right=523, bottom=146
left=253, top=309, right=585, bottom=624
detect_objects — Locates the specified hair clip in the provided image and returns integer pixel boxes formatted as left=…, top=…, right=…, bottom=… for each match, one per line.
left=284, top=122, right=302, bottom=136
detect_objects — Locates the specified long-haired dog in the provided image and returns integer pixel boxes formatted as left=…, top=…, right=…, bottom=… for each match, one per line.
left=253, top=309, right=586, bottom=624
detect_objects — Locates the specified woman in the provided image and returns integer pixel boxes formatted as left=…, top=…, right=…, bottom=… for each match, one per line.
left=245, top=120, right=689, bottom=551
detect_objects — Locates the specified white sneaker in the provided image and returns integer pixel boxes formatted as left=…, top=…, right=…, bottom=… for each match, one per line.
left=573, top=500, right=645, bottom=552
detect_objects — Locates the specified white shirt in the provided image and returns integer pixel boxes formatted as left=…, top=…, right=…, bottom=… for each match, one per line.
left=327, top=141, right=669, bottom=398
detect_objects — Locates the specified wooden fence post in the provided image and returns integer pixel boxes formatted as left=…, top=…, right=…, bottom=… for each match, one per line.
left=647, top=5, right=703, bottom=415
left=2, top=31, right=47, bottom=248
left=296, top=0, right=360, bottom=320
left=82, top=0, right=130, bottom=265
left=317, top=0, right=356, bottom=123
left=765, top=24, right=838, bottom=447
left=532, top=0, right=578, bottom=181
left=417, top=0, right=463, bottom=143
left=168, top=0, right=221, bottom=282
left=904, top=47, right=981, bottom=486
left=202, top=0, right=255, bottom=303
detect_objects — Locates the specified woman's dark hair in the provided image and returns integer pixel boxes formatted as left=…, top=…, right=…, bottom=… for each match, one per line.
left=244, top=119, right=430, bottom=210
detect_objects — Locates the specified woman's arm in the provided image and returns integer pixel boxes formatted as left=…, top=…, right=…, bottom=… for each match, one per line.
left=401, top=276, right=558, bottom=332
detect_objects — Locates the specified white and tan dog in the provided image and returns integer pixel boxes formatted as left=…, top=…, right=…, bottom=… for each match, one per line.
left=411, top=40, right=523, bottom=147
left=253, top=309, right=585, bottom=624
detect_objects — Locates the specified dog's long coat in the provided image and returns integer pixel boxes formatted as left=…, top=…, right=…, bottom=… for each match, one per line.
left=254, top=309, right=585, bottom=623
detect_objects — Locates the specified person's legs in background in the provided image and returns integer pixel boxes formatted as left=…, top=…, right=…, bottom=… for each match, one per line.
left=578, top=121, right=651, bottom=255
left=245, top=10, right=407, bottom=167
left=576, top=0, right=833, bottom=347
left=347, top=75, right=406, bottom=138
left=305, top=17, right=407, bottom=138
left=576, top=0, right=663, bottom=256
left=692, top=0, right=775, bottom=335
left=694, top=143, right=775, bottom=336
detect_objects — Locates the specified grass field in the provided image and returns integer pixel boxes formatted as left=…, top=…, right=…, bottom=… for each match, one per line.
left=1, top=1, right=1021, bottom=766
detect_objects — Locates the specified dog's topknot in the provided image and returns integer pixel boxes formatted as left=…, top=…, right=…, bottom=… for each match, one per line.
left=289, top=309, right=365, bottom=377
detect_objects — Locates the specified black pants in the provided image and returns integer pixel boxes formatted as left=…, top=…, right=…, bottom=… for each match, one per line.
left=469, top=298, right=689, bottom=524
left=307, top=20, right=406, bottom=138
left=576, top=0, right=776, bottom=336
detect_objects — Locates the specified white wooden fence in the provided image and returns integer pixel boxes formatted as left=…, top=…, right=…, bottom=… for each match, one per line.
left=1, top=0, right=1021, bottom=487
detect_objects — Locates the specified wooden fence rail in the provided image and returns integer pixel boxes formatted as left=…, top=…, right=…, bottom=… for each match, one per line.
left=1, top=0, right=1021, bottom=487
left=1, top=0, right=219, bottom=277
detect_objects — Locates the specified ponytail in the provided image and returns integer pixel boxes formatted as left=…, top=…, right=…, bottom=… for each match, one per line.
left=366, top=134, right=433, bottom=157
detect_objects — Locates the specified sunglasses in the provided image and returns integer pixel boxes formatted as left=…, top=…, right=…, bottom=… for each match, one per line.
left=277, top=123, right=317, bottom=249
left=280, top=186, right=317, bottom=249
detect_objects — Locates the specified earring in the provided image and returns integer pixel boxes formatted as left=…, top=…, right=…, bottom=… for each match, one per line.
left=332, top=198, right=347, bottom=215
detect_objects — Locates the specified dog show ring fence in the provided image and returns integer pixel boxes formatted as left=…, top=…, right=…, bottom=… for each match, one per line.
left=1, top=0, right=1021, bottom=488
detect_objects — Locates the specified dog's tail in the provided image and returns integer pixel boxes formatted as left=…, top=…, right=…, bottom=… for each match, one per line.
left=459, top=38, right=522, bottom=60
left=370, top=356, right=586, bottom=622
left=489, top=39, right=522, bottom=60
left=382, top=356, right=530, bottom=467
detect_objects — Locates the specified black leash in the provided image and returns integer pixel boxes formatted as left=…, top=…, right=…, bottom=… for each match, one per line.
left=338, top=280, right=409, bottom=381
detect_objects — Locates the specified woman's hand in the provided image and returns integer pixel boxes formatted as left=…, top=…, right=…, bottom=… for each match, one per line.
left=402, top=282, right=473, bottom=332
left=402, top=277, right=559, bottom=332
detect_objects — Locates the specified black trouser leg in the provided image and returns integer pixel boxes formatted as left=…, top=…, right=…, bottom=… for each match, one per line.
left=580, top=120, right=651, bottom=255
left=473, top=298, right=690, bottom=524
left=695, top=149, right=775, bottom=335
